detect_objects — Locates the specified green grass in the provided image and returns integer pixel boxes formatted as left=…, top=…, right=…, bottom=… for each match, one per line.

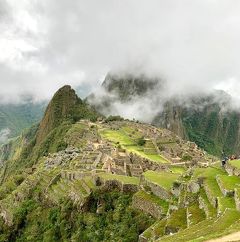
left=100, top=128, right=169, bottom=163
left=229, top=159, right=240, bottom=169
left=143, top=171, right=180, bottom=191
left=217, top=174, right=240, bottom=191
left=83, top=176, right=96, bottom=190
left=199, top=188, right=217, bottom=218
left=141, top=219, right=167, bottom=240
left=99, top=173, right=139, bottom=185
left=169, top=166, right=187, bottom=174
left=187, top=203, right=206, bottom=226
left=192, top=166, right=226, bottom=181
left=159, top=209, right=240, bottom=242
left=134, top=190, right=169, bottom=214
left=218, top=197, right=236, bottom=214
left=166, top=208, right=187, bottom=231
left=192, top=167, right=226, bottom=199
left=205, top=177, right=223, bottom=198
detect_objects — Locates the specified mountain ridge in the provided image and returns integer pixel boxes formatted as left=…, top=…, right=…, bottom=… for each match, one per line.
left=1, top=85, right=240, bottom=241
left=89, top=73, right=240, bottom=156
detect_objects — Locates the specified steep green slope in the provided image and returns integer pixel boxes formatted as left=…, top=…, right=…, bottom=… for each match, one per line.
left=182, top=103, right=240, bottom=156
left=36, top=85, right=98, bottom=145
left=0, top=191, right=154, bottom=242
left=0, top=102, right=45, bottom=144
left=2, top=84, right=240, bottom=242
left=0, top=85, right=100, bottom=177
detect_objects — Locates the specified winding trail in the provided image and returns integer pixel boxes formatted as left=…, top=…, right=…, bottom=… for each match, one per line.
left=207, top=231, right=240, bottom=242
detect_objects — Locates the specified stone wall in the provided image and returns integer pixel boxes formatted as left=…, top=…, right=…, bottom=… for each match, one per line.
left=69, top=191, right=91, bottom=211
left=198, top=196, right=210, bottom=218
left=96, top=176, right=138, bottom=193
left=0, top=208, right=13, bottom=226
left=141, top=177, right=171, bottom=200
left=225, top=163, right=240, bottom=177
left=225, top=163, right=234, bottom=175
left=234, top=188, right=240, bottom=211
left=216, top=176, right=234, bottom=197
left=132, top=193, right=165, bottom=219
left=203, top=183, right=217, bottom=208
left=61, top=171, right=92, bottom=180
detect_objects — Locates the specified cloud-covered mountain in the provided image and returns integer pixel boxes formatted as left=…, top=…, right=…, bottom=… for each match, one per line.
left=88, top=73, right=240, bottom=156
left=0, top=102, right=45, bottom=144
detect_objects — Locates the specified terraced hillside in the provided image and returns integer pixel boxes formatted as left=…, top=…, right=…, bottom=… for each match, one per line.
left=1, top=85, right=240, bottom=241
left=136, top=164, right=240, bottom=242
left=2, top=120, right=238, bottom=241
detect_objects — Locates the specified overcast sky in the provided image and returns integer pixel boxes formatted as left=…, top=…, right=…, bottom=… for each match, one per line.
left=1, top=0, right=240, bottom=104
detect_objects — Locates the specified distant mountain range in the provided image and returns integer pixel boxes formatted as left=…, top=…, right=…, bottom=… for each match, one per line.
left=88, top=73, right=240, bottom=156
left=1, top=73, right=240, bottom=157
left=0, top=102, right=45, bottom=144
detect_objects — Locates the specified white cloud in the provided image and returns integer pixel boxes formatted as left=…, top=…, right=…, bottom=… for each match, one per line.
left=1, top=0, right=240, bottom=107
left=0, top=128, right=11, bottom=143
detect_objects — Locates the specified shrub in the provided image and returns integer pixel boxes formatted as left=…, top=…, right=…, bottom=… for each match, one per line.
left=105, top=115, right=124, bottom=122
left=137, top=137, right=146, bottom=146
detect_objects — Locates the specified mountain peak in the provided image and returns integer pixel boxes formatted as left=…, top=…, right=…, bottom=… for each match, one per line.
left=102, top=72, right=160, bottom=102
left=35, top=85, right=80, bottom=144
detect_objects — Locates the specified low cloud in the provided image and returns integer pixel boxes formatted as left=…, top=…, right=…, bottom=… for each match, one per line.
left=0, top=128, right=11, bottom=143
left=1, top=0, right=240, bottom=110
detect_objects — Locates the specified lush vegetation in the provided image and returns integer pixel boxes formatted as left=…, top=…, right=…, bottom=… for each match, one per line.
left=105, top=115, right=124, bottom=122
left=0, top=191, right=155, bottom=242
left=183, top=105, right=240, bottom=157
left=0, top=102, right=45, bottom=144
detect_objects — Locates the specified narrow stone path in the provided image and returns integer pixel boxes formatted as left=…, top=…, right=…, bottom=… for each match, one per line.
left=207, top=231, right=240, bottom=242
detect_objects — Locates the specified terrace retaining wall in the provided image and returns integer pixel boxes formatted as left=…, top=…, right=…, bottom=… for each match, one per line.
left=216, top=176, right=234, bottom=197
left=234, top=188, right=240, bottom=211
left=132, top=193, right=165, bottom=219
left=203, top=183, right=218, bottom=208
left=141, top=177, right=171, bottom=200
left=225, top=163, right=240, bottom=177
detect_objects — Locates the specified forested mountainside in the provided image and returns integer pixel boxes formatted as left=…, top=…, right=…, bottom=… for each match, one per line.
left=1, top=85, right=240, bottom=241
left=89, top=73, right=240, bottom=156
left=0, top=102, right=45, bottom=144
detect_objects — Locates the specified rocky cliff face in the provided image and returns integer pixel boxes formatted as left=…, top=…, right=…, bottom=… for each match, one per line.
left=102, top=73, right=160, bottom=102
left=152, top=102, right=186, bottom=139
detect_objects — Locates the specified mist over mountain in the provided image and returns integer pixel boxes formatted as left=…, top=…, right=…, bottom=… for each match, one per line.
left=88, top=73, right=240, bottom=156
left=0, top=102, right=45, bottom=144
left=2, top=0, right=240, bottom=106
left=3, top=1, right=240, bottom=241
